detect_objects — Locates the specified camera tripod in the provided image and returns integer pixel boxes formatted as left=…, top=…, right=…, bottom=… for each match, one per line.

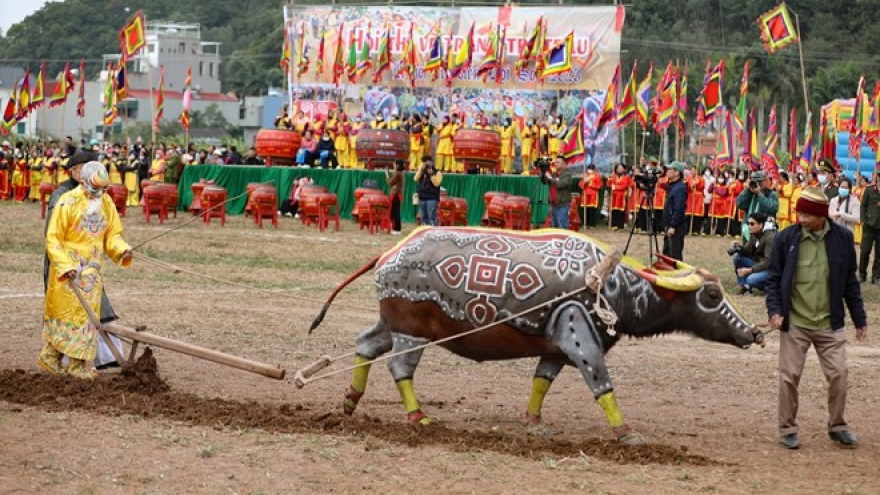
left=622, top=189, right=661, bottom=261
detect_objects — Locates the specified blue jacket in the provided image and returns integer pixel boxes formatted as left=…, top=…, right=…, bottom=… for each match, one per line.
left=663, top=178, right=688, bottom=228
left=765, top=221, right=866, bottom=332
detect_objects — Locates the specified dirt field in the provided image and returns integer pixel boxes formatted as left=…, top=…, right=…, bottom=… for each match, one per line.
left=2, top=199, right=879, bottom=495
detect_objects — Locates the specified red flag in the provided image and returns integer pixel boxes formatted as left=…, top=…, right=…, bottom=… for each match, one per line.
left=616, top=61, right=637, bottom=127
left=562, top=108, right=586, bottom=164
left=153, top=65, right=165, bottom=129
left=788, top=107, right=798, bottom=160
left=119, top=10, right=147, bottom=59
left=76, top=60, right=86, bottom=118
left=596, top=62, right=621, bottom=132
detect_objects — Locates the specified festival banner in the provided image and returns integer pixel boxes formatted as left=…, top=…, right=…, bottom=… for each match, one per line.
left=284, top=5, right=623, bottom=91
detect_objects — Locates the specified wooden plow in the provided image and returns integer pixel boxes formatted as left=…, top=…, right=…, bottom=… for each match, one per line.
left=68, top=280, right=286, bottom=380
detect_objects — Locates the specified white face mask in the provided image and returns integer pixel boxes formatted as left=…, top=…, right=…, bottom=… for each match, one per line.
left=818, top=174, right=829, bottom=184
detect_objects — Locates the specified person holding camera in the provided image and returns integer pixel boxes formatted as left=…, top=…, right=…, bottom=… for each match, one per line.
left=729, top=212, right=776, bottom=294
left=415, top=156, right=442, bottom=226
left=544, top=156, right=574, bottom=229
left=662, top=161, right=688, bottom=260
left=736, top=170, right=779, bottom=240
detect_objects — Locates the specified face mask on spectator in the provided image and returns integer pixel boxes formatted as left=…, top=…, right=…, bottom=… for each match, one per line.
left=838, top=187, right=850, bottom=198
left=818, top=173, right=829, bottom=184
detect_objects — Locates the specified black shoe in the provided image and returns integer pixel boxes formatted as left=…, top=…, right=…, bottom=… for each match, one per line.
left=95, top=361, right=120, bottom=370
left=780, top=433, right=800, bottom=449
left=858, top=274, right=867, bottom=283
left=737, top=285, right=753, bottom=296
left=829, top=430, right=858, bottom=447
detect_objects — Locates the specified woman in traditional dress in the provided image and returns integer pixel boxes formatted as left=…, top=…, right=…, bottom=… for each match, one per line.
left=40, top=161, right=132, bottom=379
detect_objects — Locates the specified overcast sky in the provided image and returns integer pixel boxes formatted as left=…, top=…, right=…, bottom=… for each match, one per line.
left=0, top=0, right=53, bottom=34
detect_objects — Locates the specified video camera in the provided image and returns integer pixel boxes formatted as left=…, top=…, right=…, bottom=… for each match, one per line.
left=634, top=167, right=663, bottom=193
left=535, top=156, right=553, bottom=184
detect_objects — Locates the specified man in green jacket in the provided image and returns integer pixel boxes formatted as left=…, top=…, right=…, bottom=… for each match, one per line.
left=858, top=172, right=880, bottom=284
left=544, top=156, right=574, bottom=229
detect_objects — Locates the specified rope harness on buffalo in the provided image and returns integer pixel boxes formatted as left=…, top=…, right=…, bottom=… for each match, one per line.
left=294, top=248, right=624, bottom=388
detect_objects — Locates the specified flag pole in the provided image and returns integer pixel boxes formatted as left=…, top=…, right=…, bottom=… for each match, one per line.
left=794, top=14, right=810, bottom=114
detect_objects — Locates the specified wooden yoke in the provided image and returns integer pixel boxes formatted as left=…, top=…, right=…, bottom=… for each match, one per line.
left=67, top=280, right=285, bottom=380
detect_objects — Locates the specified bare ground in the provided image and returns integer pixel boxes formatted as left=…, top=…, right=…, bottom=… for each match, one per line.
left=1, top=200, right=879, bottom=495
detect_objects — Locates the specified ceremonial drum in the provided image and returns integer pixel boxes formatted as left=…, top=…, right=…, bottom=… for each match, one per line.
left=351, top=187, right=386, bottom=220
left=485, top=195, right=508, bottom=228
left=142, top=185, right=169, bottom=224
left=299, top=186, right=329, bottom=228
left=502, top=196, right=532, bottom=231
left=251, top=185, right=279, bottom=229
left=107, top=184, right=128, bottom=217
left=201, top=185, right=228, bottom=226
left=39, top=182, right=58, bottom=219
left=190, top=179, right=209, bottom=214
left=157, top=183, right=179, bottom=219
left=255, top=129, right=302, bottom=166
left=452, top=197, right=468, bottom=226
left=453, top=129, right=502, bottom=174
left=355, top=129, right=410, bottom=170
left=482, top=191, right=510, bottom=226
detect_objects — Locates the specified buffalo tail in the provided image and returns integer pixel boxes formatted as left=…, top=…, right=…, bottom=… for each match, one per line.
left=308, top=254, right=381, bottom=333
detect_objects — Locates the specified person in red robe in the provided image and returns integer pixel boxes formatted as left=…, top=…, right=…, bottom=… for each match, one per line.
left=685, top=164, right=705, bottom=235
left=579, top=164, right=604, bottom=229
left=607, top=164, right=632, bottom=230
left=709, top=173, right=733, bottom=236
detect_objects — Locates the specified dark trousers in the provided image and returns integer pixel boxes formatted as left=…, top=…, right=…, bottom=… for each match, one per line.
left=318, top=153, right=339, bottom=169
left=586, top=207, right=598, bottom=227
left=688, top=213, right=703, bottom=235
left=714, top=218, right=729, bottom=236
left=653, top=210, right=664, bottom=233
left=663, top=223, right=686, bottom=261
left=390, top=193, right=402, bottom=232
left=281, top=199, right=299, bottom=216
left=611, top=210, right=626, bottom=229
left=700, top=203, right=712, bottom=235
left=635, top=207, right=648, bottom=231
left=860, top=224, right=880, bottom=279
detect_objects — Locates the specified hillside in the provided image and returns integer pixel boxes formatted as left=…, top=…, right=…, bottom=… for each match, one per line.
left=1, top=0, right=879, bottom=114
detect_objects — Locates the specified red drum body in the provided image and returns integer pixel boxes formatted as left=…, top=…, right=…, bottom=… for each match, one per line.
left=256, top=129, right=302, bottom=166
left=453, top=129, right=501, bottom=173
left=355, top=129, right=410, bottom=170
left=482, top=191, right=510, bottom=226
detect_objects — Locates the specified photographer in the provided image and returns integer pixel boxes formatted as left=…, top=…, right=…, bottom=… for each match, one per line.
left=544, top=156, right=574, bottom=229
left=730, top=212, right=776, bottom=294
left=663, top=161, right=688, bottom=260
left=736, top=170, right=778, bottom=240
left=415, top=156, right=442, bottom=226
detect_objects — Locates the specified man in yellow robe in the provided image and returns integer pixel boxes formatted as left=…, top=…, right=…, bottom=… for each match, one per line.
left=41, top=160, right=132, bottom=379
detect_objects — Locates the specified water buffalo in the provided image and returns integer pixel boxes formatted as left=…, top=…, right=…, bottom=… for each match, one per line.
left=310, top=227, right=763, bottom=444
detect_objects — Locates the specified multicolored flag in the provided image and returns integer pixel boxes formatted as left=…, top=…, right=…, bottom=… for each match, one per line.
left=395, top=23, right=417, bottom=87
left=30, top=62, right=45, bottom=111
left=677, top=64, right=688, bottom=134
left=850, top=76, right=867, bottom=160
left=596, top=62, right=621, bottom=132
left=734, top=60, right=749, bottom=139
left=654, top=63, right=678, bottom=132
left=1, top=88, right=17, bottom=135
left=616, top=61, right=637, bottom=127
left=635, top=61, right=652, bottom=129
left=355, top=24, right=373, bottom=79
left=758, top=2, right=798, bottom=54
left=331, top=22, right=345, bottom=86
left=799, top=123, right=815, bottom=174
left=316, top=26, right=326, bottom=77
left=762, top=106, right=780, bottom=178
left=16, top=70, right=31, bottom=120
left=180, top=66, right=192, bottom=132
left=562, top=108, right=586, bottom=164
left=423, top=29, right=445, bottom=81
left=515, top=18, right=542, bottom=76
left=116, top=59, right=128, bottom=101
left=76, top=59, right=86, bottom=118
left=280, top=23, right=292, bottom=73
left=696, top=60, right=724, bottom=126
left=495, top=25, right=507, bottom=85
left=867, top=82, right=880, bottom=151
left=103, top=63, right=118, bottom=126
left=297, top=32, right=310, bottom=77
left=477, top=23, right=501, bottom=82
left=447, top=21, right=475, bottom=82
left=715, top=109, right=735, bottom=168
left=372, top=23, right=392, bottom=83
left=789, top=107, right=798, bottom=159
left=153, top=65, right=164, bottom=129
left=48, top=62, right=74, bottom=108
left=743, top=108, right=760, bottom=170
left=541, top=31, right=573, bottom=80
left=119, top=10, right=147, bottom=59
left=346, top=27, right=358, bottom=82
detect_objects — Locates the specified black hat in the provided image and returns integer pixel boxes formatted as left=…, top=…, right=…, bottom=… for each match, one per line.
left=65, top=151, right=98, bottom=169
left=817, top=158, right=834, bottom=174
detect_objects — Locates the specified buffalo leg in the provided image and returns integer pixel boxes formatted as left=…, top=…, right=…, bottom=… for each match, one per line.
left=548, top=301, right=645, bottom=445
left=524, top=358, right=565, bottom=425
left=345, top=320, right=393, bottom=415
left=387, top=332, right=431, bottom=425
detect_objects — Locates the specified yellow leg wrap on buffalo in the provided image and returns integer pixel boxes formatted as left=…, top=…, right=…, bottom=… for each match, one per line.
left=344, top=355, right=372, bottom=415
left=395, top=379, right=431, bottom=425
left=526, top=377, right=552, bottom=420
left=596, top=391, right=625, bottom=428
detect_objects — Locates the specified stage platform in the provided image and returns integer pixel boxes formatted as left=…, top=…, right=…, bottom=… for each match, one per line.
left=178, top=165, right=550, bottom=226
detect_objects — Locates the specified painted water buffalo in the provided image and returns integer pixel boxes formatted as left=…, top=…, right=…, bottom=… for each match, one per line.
left=310, top=227, right=763, bottom=444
